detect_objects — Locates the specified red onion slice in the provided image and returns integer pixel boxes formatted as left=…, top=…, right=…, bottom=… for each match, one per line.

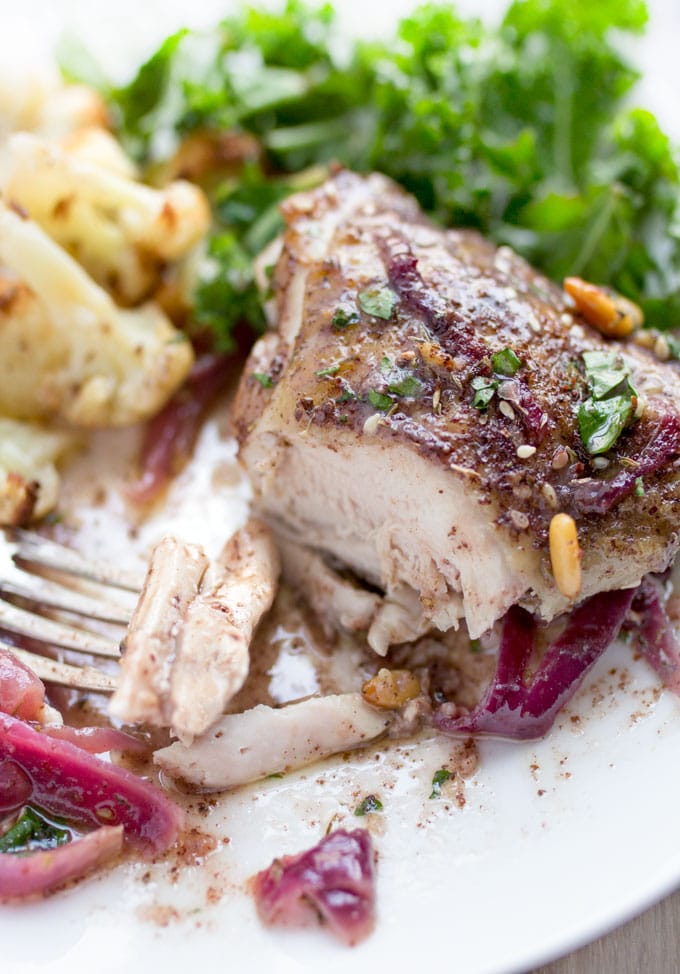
left=384, top=236, right=546, bottom=440
left=573, top=412, right=680, bottom=515
left=0, top=825, right=123, bottom=902
left=631, top=576, right=680, bottom=694
left=127, top=353, right=231, bottom=505
left=0, top=649, right=45, bottom=722
left=253, top=829, right=376, bottom=946
left=41, top=725, right=149, bottom=755
left=0, top=714, right=183, bottom=852
left=434, top=589, right=635, bottom=740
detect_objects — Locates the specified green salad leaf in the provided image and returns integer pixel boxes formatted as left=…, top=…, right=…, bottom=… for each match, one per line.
left=68, top=0, right=680, bottom=350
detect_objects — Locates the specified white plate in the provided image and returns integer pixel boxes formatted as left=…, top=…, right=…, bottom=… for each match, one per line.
left=2, top=3, right=680, bottom=972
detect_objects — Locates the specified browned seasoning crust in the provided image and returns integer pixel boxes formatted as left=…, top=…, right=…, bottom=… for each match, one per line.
left=234, top=171, right=680, bottom=636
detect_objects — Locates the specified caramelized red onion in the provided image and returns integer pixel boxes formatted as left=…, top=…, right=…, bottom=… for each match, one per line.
left=574, top=412, right=680, bottom=515
left=384, top=237, right=546, bottom=440
left=0, top=825, right=124, bottom=903
left=434, top=589, right=636, bottom=740
left=383, top=242, right=487, bottom=364
left=0, top=714, right=183, bottom=851
left=41, top=725, right=149, bottom=755
left=631, top=576, right=680, bottom=693
left=128, top=353, right=231, bottom=505
left=0, top=649, right=44, bottom=721
left=252, top=829, right=376, bottom=946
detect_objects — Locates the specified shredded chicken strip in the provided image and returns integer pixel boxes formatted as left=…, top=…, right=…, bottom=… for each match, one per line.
left=111, top=519, right=279, bottom=740
left=154, top=692, right=391, bottom=790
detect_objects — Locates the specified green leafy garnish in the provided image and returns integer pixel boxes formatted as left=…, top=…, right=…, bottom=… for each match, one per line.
left=379, top=357, right=422, bottom=398
left=252, top=372, right=274, bottom=388
left=0, top=807, right=70, bottom=854
left=388, top=373, right=423, bottom=398
left=358, top=286, right=398, bottom=321
left=429, top=769, right=452, bottom=799
left=354, top=794, right=384, bottom=816
left=336, top=381, right=358, bottom=403
left=315, top=364, right=341, bottom=377
left=491, top=348, right=522, bottom=377
left=471, top=375, right=499, bottom=410
left=81, top=0, right=680, bottom=351
left=368, top=389, right=393, bottom=412
left=635, top=476, right=645, bottom=496
left=331, top=306, right=360, bottom=331
left=578, top=350, right=637, bottom=454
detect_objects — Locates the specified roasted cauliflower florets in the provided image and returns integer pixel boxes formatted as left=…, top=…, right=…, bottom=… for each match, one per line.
left=59, top=126, right=138, bottom=179
left=0, top=200, right=194, bottom=427
left=0, top=65, right=108, bottom=144
left=0, top=418, right=75, bottom=525
left=4, top=133, right=211, bottom=305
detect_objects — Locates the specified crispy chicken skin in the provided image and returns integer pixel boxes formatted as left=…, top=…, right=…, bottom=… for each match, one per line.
left=234, top=171, right=680, bottom=644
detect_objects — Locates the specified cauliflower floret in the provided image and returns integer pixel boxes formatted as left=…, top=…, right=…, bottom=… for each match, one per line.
left=4, top=132, right=211, bottom=305
left=0, top=418, right=75, bottom=525
left=59, top=126, right=138, bottom=180
left=0, top=65, right=107, bottom=143
left=0, top=200, right=194, bottom=427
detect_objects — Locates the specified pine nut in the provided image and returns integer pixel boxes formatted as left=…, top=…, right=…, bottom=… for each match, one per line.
left=549, top=512, right=582, bottom=599
left=362, top=668, right=420, bottom=708
left=563, top=277, right=643, bottom=339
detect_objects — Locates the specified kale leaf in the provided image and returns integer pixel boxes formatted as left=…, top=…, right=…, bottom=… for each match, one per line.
left=79, top=0, right=680, bottom=349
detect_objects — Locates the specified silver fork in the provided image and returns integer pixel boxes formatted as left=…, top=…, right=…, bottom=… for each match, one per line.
left=0, top=528, right=144, bottom=693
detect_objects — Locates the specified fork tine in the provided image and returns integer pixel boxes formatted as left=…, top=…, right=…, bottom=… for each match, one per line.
left=0, top=570, right=133, bottom=625
left=0, top=600, right=120, bottom=658
left=2, top=642, right=117, bottom=693
left=8, top=529, right=145, bottom=592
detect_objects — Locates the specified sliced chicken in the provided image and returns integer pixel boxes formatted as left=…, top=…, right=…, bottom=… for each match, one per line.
left=154, top=692, right=391, bottom=790
left=234, top=170, right=680, bottom=645
left=110, top=519, right=280, bottom=740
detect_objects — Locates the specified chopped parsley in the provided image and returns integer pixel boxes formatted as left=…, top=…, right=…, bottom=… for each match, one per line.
left=388, top=373, right=423, bottom=397
left=429, top=768, right=452, bottom=799
left=332, top=306, right=360, bottom=331
left=315, top=364, right=341, bottom=377
left=252, top=371, right=274, bottom=388
left=578, top=350, right=637, bottom=455
left=358, top=286, right=398, bottom=320
left=471, top=375, right=499, bottom=410
left=354, top=794, right=384, bottom=816
left=491, top=348, right=522, bottom=377
left=0, top=807, right=70, bottom=854
left=368, top=389, right=393, bottom=411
